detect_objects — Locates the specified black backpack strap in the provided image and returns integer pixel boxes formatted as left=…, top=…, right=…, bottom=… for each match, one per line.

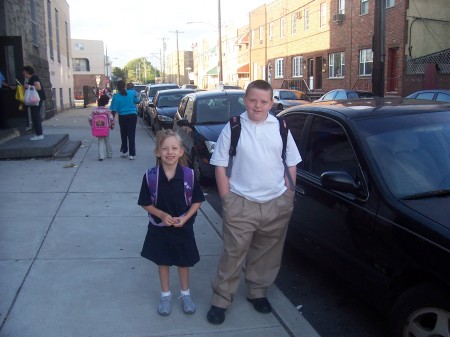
left=277, top=117, right=296, bottom=190
left=226, top=116, right=241, bottom=177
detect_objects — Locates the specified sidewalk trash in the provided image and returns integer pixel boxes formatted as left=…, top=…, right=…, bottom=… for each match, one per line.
left=63, top=163, right=78, bottom=168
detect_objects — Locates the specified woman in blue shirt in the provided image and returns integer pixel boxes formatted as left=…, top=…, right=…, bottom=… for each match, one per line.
left=110, top=80, right=139, bottom=159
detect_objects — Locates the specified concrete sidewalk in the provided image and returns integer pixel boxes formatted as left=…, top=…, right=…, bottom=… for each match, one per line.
left=0, top=106, right=321, bottom=337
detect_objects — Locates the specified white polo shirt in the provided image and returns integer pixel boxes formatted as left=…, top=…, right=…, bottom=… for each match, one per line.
left=210, top=112, right=302, bottom=203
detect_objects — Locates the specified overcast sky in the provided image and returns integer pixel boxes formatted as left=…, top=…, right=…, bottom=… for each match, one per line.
left=67, top=0, right=267, bottom=68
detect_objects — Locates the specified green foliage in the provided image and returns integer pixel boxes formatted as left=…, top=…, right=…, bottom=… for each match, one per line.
left=123, top=57, right=160, bottom=84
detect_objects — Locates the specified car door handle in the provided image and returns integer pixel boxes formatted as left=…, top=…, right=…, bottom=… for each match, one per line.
left=295, top=185, right=305, bottom=195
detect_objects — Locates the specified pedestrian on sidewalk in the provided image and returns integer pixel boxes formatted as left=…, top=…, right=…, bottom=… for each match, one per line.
left=138, top=129, right=205, bottom=316
left=88, top=94, right=115, bottom=161
left=109, top=80, right=139, bottom=160
left=22, top=66, right=46, bottom=141
left=206, top=80, right=302, bottom=324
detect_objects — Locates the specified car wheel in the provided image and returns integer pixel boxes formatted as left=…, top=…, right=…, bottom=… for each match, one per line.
left=390, top=283, right=450, bottom=337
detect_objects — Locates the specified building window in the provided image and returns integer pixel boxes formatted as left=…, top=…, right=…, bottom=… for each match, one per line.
left=320, top=3, right=327, bottom=27
left=65, top=22, right=70, bottom=66
left=386, top=0, right=395, bottom=8
left=359, top=49, right=373, bottom=75
left=259, top=26, right=264, bottom=43
left=304, top=9, right=310, bottom=30
left=360, top=0, right=369, bottom=15
left=280, top=17, right=285, bottom=38
left=292, top=56, right=304, bottom=77
left=269, top=22, right=273, bottom=40
left=338, top=0, right=345, bottom=14
left=59, top=88, right=63, bottom=109
left=329, top=52, right=345, bottom=78
left=55, top=9, right=60, bottom=63
left=73, top=58, right=90, bottom=72
left=75, top=42, right=84, bottom=50
left=47, top=1, right=53, bottom=59
left=275, top=58, right=284, bottom=78
left=30, top=0, right=38, bottom=46
left=291, top=14, right=297, bottom=34
left=251, top=30, right=255, bottom=47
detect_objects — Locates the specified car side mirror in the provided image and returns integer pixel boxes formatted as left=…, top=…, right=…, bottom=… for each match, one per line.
left=177, top=118, right=190, bottom=127
left=321, top=171, right=361, bottom=195
left=274, top=96, right=280, bottom=100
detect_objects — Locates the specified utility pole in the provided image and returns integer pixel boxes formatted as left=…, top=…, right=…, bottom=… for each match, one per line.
left=158, top=38, right=167, bottom=82
left=218, top=0, right=223, bottom=83
left=372, top=0, right=385, bottom=97
left=169, top=30, right=184, bottom=85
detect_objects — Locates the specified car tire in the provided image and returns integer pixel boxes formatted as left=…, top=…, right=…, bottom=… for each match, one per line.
left=389, top=283, right=450, bottom=337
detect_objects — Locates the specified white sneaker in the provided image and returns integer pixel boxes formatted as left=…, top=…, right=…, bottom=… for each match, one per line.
left=158, top=294, right=172, bottom=316
left=30, top=135, right=44, bottom=141
left=129, top=155, right=135, bottom=160
left=120, top=152, right=128, bottom=158
left=180, top=294, right=196, bottom=314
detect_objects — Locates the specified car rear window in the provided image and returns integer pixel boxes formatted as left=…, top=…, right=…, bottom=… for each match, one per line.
left=149, top=85, right=178, bottom=96
left=196, top=96, right=245, bottom=124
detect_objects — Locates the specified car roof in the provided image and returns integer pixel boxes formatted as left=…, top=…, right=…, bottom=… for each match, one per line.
left=148, top=83, right=178, bottom=88
left=156, top=88, right=195, bottom=95
left=187, top=89, right=245, bottom=98
left=408, top=89, right=450, bottom=94
left=280, top=97, right=450, bottom=121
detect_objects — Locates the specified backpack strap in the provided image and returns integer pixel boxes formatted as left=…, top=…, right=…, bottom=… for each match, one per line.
left=146, top=166, right=159, bottom=205
left=277, top=117, right=296, bottom=191
left=181, top=166, right=194, bottom=206
left=226, top=116, right=241, bottom=177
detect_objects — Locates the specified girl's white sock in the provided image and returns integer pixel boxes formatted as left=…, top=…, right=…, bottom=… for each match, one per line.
left=161, top=291, right=171, bottom=297
left=180, top=289, right=190, bottom=296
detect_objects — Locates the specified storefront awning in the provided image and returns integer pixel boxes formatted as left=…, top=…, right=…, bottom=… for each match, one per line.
left=237, top=63, right=249, bottom=74
left=235, top=33, right=250, bottom=45
left=206, top=66, right=218, bottom=76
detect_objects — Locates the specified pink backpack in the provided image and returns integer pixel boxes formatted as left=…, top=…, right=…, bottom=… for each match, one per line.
left=91, top=114, right=110, bottom=137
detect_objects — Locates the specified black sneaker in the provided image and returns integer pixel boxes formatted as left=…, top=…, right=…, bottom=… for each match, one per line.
left=207, top=305, right=226, bottom=324
left=247, top=297, right=272, bottom=313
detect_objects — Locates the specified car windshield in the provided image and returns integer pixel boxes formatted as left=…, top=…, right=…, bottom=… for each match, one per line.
left=157, top=93, right=188, bottom=107
left=196, top=96, right=246, bottom=124
left=279, top=91, right=305, bottom=100
left=358, top=111, right=450, bottom=198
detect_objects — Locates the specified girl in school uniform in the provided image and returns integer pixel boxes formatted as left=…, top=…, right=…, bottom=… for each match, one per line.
left=138, top=129, right=205, bottom=316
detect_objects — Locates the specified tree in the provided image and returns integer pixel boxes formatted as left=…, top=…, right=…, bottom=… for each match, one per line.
left=124, top=57, right=160, bottom=84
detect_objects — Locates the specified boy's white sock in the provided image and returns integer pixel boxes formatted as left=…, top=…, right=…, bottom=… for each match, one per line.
left=180, top=289, right=190, bottom=296
left=161, top=291, right=171, bottom=297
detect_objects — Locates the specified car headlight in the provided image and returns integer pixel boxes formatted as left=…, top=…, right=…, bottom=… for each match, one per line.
left=157, top=115, right=173, bottom=122
left=205, top=141, right=216, bottom=153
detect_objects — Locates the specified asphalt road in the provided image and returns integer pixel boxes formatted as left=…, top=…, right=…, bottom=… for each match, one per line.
left=202, top=184, right=389, bottom=337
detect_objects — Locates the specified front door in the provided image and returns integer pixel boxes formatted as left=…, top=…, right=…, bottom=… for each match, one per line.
left=315, top=57, right=323, bottom=89
left=0, top=36, right=26, bottom=129
left=387, top=48, right=398, bottom=92
left=308, top=58, right=314, bottom=89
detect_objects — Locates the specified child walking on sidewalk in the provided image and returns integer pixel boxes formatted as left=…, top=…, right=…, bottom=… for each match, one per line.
left=138, top=129, right=205, bottom=316
left=88, top=94, right=115, bottom=161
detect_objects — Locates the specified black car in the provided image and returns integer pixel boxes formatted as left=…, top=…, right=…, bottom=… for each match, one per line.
left=173, top=90, right=246, bottom=181
left=314, top=89, right=377, bottom=102
left=148, top=88, right=195, bottom=133
left=143, top=83, right=179, bottom=122
left=278, top=99, right=450, bottom=336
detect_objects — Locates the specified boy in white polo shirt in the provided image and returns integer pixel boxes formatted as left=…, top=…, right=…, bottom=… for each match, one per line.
left=207, top=80, right=302, bottom=324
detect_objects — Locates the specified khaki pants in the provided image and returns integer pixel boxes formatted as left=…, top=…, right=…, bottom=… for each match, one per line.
left=211, top=190, right=295, bottom=309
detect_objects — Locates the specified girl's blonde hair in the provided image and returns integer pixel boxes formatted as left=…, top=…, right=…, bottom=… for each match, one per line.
left=154, top=129, right=188, bottom=166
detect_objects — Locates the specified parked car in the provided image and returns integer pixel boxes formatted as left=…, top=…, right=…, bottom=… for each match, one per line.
left=271, top=89, right=311, bottom=113
left=173, top=90, right=246, bottom=181
left=215, top=84, right=242, bottom=90
left=181, top=84, right=198, bottom=90
left=143, top=83, right=179, bottom=121
left=278, top=99, right=450, bottom=337
left=406, top=89, right=450, bottom=103
left=314, top=89, right=377, bottom=102
left=147, top=88, right=195, bottom=133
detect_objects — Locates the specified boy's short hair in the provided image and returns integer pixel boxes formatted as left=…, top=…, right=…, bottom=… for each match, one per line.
left=245, top=80, right=273, bottom=97
left=97, top=94, right=110, bottom=107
